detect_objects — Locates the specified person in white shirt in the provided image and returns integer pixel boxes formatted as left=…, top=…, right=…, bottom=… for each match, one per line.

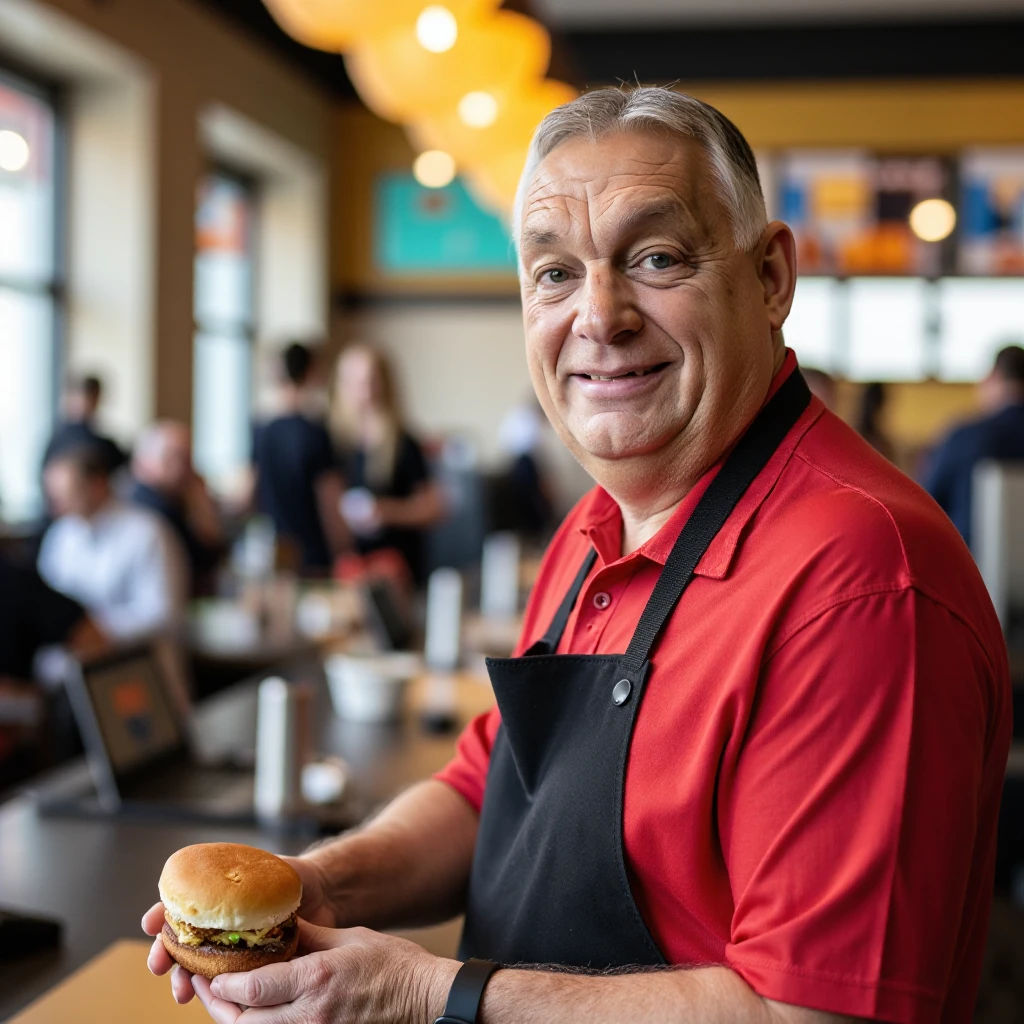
left=39, top=444, right=189, bottom=640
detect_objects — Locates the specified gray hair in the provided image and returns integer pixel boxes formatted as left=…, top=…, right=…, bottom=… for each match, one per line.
left=514, top=86, right=767, bottom=256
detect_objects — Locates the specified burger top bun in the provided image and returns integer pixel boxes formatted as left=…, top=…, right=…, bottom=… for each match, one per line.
left=159, top=843, right=302, bottom=932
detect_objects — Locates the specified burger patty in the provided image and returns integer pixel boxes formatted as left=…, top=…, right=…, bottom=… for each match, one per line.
left=165, top=911, right=297, bottom=950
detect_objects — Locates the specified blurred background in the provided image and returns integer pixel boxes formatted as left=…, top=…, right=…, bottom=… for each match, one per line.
left=1, top=0, right=1024, bottom=1020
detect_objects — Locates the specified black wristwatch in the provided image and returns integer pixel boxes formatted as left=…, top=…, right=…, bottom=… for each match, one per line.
left=433, top=958, right=501, bottom=1024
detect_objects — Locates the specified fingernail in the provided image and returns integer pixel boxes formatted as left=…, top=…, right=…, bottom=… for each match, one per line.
left=210, top=978, right=220, bottom=995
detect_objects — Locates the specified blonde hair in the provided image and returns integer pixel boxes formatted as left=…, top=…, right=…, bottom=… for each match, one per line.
left=330, top=344, right=403, bottom=488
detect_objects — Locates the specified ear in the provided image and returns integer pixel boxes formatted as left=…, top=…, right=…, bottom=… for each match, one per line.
left=755, top=221, right=798, bottom=332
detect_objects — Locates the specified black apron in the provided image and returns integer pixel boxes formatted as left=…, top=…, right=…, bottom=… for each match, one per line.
left=459, top=369, right=811, bottom=969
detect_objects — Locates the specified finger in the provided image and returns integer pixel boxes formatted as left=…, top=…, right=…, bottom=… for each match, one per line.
left=193, top=974, right=244, bottom=1024
left=171, top=964, right=197, bottom=1004
left=141, top=902, right=166, bottom=936
left=210, top=961, right=302, bottom=1007
left=296, top=918, right=348, bottom=954
left=147, top=936, right=175, bottom=976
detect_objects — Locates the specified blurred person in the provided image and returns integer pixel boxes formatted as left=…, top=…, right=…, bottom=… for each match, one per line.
left=493, top=399, right=556, bottom=541
left=0, top=552, right=106, bottom=788
left=855, top=381, right=895, bottom=462
left=130, top=421, right=227, bottom=596
left=43, top=373, right=127, bottom=475
left=331, top=344, right=445, bottom=584
left=925, top=343, right=1024, bottom=547
left=147, top=87, right=1009, bottom=1024
left=252, top=343, right=347, bottom=575
left=801, top=366, right=836, bottom=410
left=39, top=445, right=188, bottom=639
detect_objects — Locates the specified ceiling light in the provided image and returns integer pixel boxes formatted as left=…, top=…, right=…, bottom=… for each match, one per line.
left=0, top=130, right=30, bottom=172
left=909, top=198, right=956, bottom=242
left=413, top=149, right=456, bottom=188
left=458, top=91, right=499, bottom=129
left=416, top=5, right=457, bottom=53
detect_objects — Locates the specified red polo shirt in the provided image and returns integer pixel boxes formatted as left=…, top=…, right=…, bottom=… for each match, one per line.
left=437, top=352, right=1011, bottom=1024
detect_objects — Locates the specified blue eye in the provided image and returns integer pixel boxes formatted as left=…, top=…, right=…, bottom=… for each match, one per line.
left=645, top=253, right=675, bottom=269
left=543, top=268, right=568, bottom=284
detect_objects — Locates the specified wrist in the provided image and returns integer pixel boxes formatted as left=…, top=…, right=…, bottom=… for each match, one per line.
left=424, top=957, right=461, bottom=1022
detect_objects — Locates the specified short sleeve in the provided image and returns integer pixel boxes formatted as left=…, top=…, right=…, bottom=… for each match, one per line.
left=435, top=705, right=502, bottom=813
left=720, top=588, right=1003, bottom=1023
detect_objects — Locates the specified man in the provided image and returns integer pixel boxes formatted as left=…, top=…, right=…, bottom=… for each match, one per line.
left=145, top=89, right=1010, bottom=1023
left=925, top=344, right=1024, bottom=548
left=39, top=445, right=188, bottom=640
left=251, top=343, right=347, bottom=574
left=130, top=421, right=227, bottom=595
left=43, top=374, right=127, bottom=475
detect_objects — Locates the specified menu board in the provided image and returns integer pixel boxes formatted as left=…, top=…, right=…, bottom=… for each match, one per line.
left=778, top=152, right=950, bottom=277
left=959, top=149, right=1024, bottom=275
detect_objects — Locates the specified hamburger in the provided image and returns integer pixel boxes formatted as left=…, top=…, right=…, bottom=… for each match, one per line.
left=158, top=843, right=302, bottom=978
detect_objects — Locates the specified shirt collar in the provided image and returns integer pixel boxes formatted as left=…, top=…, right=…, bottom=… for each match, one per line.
left=578, top=350, right=822, bottom=579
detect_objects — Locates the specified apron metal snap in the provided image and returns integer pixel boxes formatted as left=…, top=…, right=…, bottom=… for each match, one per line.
left=612, top=679, right=632, bottom=706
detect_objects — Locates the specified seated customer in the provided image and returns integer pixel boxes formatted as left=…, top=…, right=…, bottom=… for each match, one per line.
left=252, top=343, right=347, bottom=575
left=924, top=344, right=1024, bottom=547
left=130, top=421, right=227, bottom=595
left=39, top=446, right=188, bottom=640
left=0, top=553, right=106, bottom=788
left=332, top=344, right=445, bottom=584
left=43, top=373, right=127, bottom=475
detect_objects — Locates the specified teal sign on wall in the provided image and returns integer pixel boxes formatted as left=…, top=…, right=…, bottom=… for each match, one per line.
left=374, top=173, right=517, bottom=274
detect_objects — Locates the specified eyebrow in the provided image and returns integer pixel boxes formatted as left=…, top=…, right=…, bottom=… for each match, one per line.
left=520, top=197, right=692, bottom=255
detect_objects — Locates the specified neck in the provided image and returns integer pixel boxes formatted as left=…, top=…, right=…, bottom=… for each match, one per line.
left=610, top=338, right=787, bottom=556
left=279, top=385, right=304, bottom=413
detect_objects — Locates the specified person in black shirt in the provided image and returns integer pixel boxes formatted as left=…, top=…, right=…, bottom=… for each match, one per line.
left=331, top=345, right=445, bottom=584
left=129, top=421, right=227, bottom=595
left=43, top=374, right=128, bottom=475
left=0, top=555, right=106, bottom=786
left=252, top=344, right=348, bottom=575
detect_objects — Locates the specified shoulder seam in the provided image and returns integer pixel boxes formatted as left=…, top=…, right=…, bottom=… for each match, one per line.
left=791, top=448, right=911, bottom=576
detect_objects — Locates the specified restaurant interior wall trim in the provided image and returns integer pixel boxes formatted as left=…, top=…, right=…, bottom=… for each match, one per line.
left=0, top=0, right=335, bottom=432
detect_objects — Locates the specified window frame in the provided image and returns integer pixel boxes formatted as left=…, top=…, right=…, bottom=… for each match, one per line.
left=0, top=58, right=66, bottom=520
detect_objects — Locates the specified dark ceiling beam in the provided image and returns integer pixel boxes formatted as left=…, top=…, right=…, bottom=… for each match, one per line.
left=564, top=17, right=1024, bottom=86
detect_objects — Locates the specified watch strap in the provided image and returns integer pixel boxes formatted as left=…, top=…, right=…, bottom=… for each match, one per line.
left=435, top=957, right=501, bottom=1024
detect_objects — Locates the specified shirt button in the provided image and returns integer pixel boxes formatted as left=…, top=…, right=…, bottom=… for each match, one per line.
left=593, top=592, right=612, bottom=610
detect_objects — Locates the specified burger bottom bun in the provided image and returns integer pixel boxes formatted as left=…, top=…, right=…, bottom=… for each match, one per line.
left=161, top=921, right=300, bottom=979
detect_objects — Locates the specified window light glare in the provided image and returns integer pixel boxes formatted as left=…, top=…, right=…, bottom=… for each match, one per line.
left=0, top=130, right=30, bottom=172
left=416, top=6, right=458, bottom=53
left=413, top=149, right=456, bottom=188
left=909, top=198, right=956, bottom=243
left=458, top=91, right=499, bottom=129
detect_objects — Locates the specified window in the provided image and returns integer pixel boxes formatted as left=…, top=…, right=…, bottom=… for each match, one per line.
left=193, top=170, right=256, bottom=495
left=0, top=68, right=60, bottom=523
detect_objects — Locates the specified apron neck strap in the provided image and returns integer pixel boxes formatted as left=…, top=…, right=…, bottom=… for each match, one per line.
left=531, top=548, right=598, bottom=655
left=622, top=369, right=812, bottom=674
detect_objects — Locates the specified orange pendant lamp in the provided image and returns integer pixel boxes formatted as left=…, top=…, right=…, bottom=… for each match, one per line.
left=345, top=9, right=550, bottom=122
left=409, top=78, right=577, bottom=166
left=262, top=0, right=499, bottom=52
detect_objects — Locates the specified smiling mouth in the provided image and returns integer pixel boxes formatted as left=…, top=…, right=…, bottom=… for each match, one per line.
left=576, top=362, right=670, bottom=382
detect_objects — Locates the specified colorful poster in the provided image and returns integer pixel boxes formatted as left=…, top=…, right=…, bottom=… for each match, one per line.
left=959, top=150, right=1024, bottom=275
left=778, top=152, right=950, bottom=277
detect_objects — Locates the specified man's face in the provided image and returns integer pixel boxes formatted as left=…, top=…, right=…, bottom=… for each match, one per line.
left=518, top=132, right=791, bottom=481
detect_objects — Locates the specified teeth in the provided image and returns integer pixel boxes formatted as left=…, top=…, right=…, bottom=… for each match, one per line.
left=587, top=368, right=652, bottom=381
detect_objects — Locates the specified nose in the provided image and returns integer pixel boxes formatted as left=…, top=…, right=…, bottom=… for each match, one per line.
left=572, top=263, right=642, bottom=345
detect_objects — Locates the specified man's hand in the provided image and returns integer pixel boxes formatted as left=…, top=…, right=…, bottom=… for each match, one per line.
left=142, top=855, right=336, bottom=1004
left=192, top=920, right=458, bottom=1024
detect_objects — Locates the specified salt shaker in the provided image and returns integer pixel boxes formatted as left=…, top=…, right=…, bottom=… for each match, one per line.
left=254, top=676, right=313, bottom=825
